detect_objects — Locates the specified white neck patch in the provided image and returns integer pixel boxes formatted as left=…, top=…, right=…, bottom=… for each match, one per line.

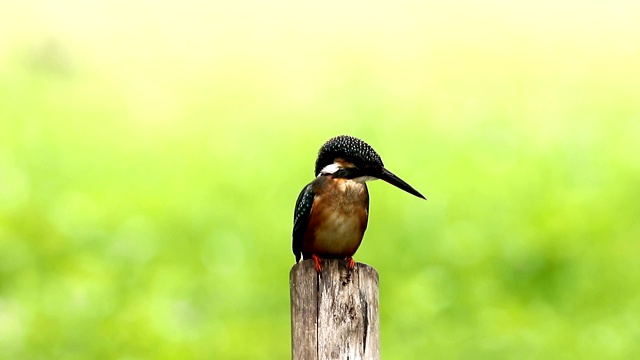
left=318, top=163, right=341, bottom=176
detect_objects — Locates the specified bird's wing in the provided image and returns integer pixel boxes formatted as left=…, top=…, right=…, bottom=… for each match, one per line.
left=292, top=183, right=315, bottom=262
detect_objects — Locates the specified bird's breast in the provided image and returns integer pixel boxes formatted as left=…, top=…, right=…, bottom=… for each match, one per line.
left=303, top=178, right=369, bottom=258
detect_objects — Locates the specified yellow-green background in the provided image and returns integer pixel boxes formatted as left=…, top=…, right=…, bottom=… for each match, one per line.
left=1, top=1, right=639, bottom=359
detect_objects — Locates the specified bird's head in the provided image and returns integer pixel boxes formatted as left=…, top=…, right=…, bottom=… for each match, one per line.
left=315, top=135, right=426, bottom=200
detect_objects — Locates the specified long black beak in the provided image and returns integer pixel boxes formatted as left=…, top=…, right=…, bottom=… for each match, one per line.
left=379, top=167, right=426, bottom=200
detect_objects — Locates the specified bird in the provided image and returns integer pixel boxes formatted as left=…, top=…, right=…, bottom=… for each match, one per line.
left=292, top=135, right=426, bottom=272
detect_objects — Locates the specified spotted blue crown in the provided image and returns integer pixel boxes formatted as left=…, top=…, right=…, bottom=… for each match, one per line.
left=314, top=135, right=384, bottom=176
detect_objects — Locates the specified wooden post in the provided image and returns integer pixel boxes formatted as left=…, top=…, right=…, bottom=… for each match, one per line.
left=290, top=259, right=380, bottom=360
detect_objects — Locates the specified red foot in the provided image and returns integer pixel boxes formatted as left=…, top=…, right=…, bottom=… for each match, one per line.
left=347, top=257, right=356, bottom=269
left=312, top=254, right=323, bottom=272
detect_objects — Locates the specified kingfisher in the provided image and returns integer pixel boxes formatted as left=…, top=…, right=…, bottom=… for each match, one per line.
left=292, top=135, right=426, bottom=272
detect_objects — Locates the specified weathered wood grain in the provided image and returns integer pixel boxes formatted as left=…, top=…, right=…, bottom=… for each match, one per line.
left=290, top=259, right=379, bottom=360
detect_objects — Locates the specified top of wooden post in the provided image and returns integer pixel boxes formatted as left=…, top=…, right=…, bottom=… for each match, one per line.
left=290, top=259, right=380, bottom=360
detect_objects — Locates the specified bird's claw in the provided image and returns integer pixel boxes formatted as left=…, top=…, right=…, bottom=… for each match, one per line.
left=312, top=254, right=323, bottom=273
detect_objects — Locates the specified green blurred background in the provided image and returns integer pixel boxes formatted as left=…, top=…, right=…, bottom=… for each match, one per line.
left=1, top=0, right=639, bottom=359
